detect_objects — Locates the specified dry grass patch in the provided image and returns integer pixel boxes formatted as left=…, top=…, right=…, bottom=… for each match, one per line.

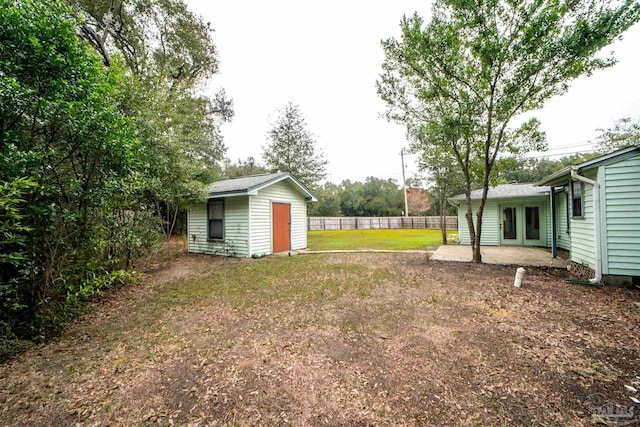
left=1, top=253, right=639, bottom=426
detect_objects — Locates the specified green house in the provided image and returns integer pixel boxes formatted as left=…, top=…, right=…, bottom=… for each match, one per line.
left=450, top=145, right=640, bottom=284
left=537, top=145, right=640, bottom=284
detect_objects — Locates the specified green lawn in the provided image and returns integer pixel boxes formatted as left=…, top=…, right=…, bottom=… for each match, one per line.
left=307, top=228, right=455, bottom=251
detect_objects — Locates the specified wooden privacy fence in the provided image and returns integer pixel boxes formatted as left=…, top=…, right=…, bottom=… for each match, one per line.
left=307, top=216, right=458, bottom=231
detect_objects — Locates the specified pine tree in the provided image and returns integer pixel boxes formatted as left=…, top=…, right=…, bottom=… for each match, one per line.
left=262, top=102, right=327, bottom=188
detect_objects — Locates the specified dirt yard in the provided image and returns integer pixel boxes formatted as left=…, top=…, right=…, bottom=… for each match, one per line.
left=1, top=252, right=639, bottom=426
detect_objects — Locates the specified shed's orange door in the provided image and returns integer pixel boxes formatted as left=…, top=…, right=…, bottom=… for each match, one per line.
left=272, top=202, right=291, bottom=253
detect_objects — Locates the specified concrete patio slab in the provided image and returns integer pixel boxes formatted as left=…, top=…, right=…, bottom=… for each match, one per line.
left=431, top=245, right=567, bottom=268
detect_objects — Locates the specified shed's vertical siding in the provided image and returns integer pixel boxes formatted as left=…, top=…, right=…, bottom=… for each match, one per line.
left=570, top=171, right=596, bottom=268
left=458, top=203, right=470, bottom=245
left=250, top=180, right=308, bottom=255
left=602, top=154, right=640, bottom=276
left=555, top=189, right=570, bottom=251
left=249, top=195, right=271, bottom=256
left=457, top=200, right=500, bottom=245
left=187, top=197, right=250, bottom=257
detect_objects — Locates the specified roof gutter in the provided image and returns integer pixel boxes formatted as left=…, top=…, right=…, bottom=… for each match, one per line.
left=571, top=167, right=601, bottom=285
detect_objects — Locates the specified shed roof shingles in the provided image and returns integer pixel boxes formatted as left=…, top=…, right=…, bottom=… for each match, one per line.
left=450, top=183, right=550, bottom=201
left=207, top=172, right=289, bottom=195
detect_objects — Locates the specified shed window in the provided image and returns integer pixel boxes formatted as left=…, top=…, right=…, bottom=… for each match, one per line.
left=208, top=199, right=224, bottom=240
left=572, top=181, right=583, bottom=218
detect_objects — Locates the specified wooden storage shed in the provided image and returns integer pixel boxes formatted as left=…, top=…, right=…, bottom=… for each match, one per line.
left=187, top=172, right=317, bottom=257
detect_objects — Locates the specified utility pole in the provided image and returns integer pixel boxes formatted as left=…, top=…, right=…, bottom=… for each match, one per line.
left=248, top=157, right=255, bottom=175
left=401, top=148, right=409, bottom=217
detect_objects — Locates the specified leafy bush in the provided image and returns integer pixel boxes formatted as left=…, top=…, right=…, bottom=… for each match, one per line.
left=0, top=0, right=161, bottom=356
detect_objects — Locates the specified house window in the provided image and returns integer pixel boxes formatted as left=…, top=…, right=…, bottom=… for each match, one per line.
left=208, top=199, right=224, bottom=240
left=572, top=181, right=583, bottom=218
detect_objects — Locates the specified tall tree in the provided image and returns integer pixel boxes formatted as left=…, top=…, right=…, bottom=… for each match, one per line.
left=379, top=0, right=640, bottom=262
left=414, top=123, right=466, bottom=244
left=407, top=189, right=431, bottom=216
left=70, top=0, right=218, bottom=80
left=596, top=117, right=640, bottom=152
left=339, top=180, right=366, bottom=217
left=70, top=0, right=234, bottom=239
left=337, top=178, right=404, bottom=217
left=362, top=177, right=404, bottom=216
left=262, top=102, right=327, bottom=188
left=308, top=182, right=342, bottom=217
left=494, top=155, right=597, bottom=184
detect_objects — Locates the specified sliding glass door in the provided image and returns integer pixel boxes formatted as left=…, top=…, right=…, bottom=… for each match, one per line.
left=500, top=204, right=546, bottom=246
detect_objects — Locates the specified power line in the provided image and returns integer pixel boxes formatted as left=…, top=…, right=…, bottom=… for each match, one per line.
left=525, top=148, right=597, bottom=159
left=544, top=141, right=595, bottom=150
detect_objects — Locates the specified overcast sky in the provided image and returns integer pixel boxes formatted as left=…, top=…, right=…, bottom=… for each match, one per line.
left=186, top=0, right=640, bottom=185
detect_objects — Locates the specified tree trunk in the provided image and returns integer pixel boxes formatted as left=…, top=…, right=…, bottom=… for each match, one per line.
left=440, top=192, right=447, bottom=245
left=165, top=203, right=179, bottom=241
left=125, top=248, right=131, bottom=270
left=472, top=218, right=482, bottom=263
left=472, top=196, right=488, bottom=264
left=464, top=198, right=476, bottom=261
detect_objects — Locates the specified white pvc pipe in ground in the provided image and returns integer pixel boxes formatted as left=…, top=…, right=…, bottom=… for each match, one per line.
left=513, top=267, right=526, bottom=288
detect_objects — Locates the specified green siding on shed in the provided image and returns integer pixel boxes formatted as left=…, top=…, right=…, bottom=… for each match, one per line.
left=457, top=197, right=550, bottom=247
left=249, top=180, right=308, bottom=255
left=186, top=175, right=312, bottom=258
left=187, top=196, right=250, bottom=257
left=457, top=200, right=499, bottom=245
left=601, top=154, right=640, bottom=276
